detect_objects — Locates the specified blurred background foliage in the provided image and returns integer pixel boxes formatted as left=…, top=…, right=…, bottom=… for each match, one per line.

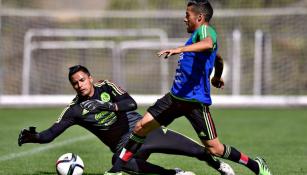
left=0, top=0, right=307, bottom=95
left=2, top=0, right=307, bottom=9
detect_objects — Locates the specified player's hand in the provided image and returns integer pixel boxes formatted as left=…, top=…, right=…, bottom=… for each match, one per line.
left=18, top=126, right=39, bottom=146
left=211, top=76, right=224, bottom=89
left=80, top=99, right=116, bottom=113
left=157, top=47, right=182, bottom=59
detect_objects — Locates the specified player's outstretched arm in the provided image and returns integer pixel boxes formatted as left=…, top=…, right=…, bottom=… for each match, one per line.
left=157, top=47, right=183, bottom=59
left=181, top=37, right=214, bottom=53
left=18, top=126, right=39, bottom=146
left=211, top=54, right=224, bottom=89
left=158, top=37, right=213, bottom=59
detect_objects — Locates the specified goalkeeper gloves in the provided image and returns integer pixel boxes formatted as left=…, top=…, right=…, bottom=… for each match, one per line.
left=80, top=99, right=116, bottom=113
left=18, top=126, right=39, bottom=146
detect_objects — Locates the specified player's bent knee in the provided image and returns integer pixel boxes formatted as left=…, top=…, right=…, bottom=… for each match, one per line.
left=133, top=121, right=144, bottom=135
left=133, top=113, right=160, bottom=136
left=133, top=120, right=152, bottom=136
left=203, top=140, right=224, bottom=157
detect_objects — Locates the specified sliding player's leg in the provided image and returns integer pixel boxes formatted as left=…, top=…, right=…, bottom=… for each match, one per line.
left=121, top=157, right=194, bottom=175
left=136, top=127, right=234, bottom=175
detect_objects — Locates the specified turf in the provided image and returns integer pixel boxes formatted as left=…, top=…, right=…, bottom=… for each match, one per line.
left=0, top=107, right=306, bottom=175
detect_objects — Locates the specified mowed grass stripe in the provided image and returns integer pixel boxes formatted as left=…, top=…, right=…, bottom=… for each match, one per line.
left=0, top=134, right=94, bottom=162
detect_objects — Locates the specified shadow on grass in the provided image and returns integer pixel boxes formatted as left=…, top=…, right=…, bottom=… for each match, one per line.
left=23, top=172, right=102, bottom=175
left=22, top=172, right=54, bottom=175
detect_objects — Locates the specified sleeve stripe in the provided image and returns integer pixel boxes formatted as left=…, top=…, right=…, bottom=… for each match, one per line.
left=94, top=81, right=105, bottom=87
left=56, top=106, right=70, bottom=123
left=106, top=81, right=126, bottom=95
left=199, top=25, right=207, bottom=40
left=69, top=96, right=78, bottom=106
left=202, top=25, right=205, bottom=39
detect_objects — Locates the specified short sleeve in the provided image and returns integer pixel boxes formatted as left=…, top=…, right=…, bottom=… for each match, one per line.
left=192, top=25, right=217, bottom=49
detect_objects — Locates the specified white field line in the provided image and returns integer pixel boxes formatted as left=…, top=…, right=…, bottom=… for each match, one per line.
left=0, top=134, right=94, bottom=162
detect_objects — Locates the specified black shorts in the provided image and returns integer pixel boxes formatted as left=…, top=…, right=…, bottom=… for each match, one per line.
left=147, top=93, right=217, bottom=140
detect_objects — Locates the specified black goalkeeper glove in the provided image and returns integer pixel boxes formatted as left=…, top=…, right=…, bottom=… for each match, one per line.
left=80, top=99, right=116, bottom=113
left=18, top=126, right=39, bottom=146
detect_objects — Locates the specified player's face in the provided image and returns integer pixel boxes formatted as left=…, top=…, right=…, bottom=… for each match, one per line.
left=184, top=6, right=201, bottom=33
left=70, top=71, right=94, bottom=97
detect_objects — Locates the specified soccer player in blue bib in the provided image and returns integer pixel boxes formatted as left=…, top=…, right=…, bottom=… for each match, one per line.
left=109, top=1, right=272, bottom=175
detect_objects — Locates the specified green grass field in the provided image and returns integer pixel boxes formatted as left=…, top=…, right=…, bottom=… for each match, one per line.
left=0, top=107, right=306, bottom=175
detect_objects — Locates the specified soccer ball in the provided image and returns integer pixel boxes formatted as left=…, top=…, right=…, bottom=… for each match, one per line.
left=56, top=153, right=84, bottom=175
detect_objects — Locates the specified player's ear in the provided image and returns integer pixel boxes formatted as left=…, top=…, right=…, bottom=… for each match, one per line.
left=198, top=13, right=204, bottom=22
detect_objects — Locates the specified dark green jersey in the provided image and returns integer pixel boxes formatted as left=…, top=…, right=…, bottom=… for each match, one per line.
left=38, top=80, right=139, bottom=152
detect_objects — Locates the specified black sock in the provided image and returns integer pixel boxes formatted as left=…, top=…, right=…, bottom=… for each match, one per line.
left=222, top=144, right=259, bottom=174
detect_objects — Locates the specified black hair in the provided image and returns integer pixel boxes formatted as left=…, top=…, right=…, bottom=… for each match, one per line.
left=68, top=65, right=91, bottom=82
left=187, top=0, right=213, bottom=22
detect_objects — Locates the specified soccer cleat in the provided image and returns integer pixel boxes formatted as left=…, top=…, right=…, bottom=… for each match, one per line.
left=255, top=157, right=272, bottom=175
left=103, top=171, right=123, bottom=175
left=174, top=168, right=196, bottom=175
left=218, top=162, right=235, bottom=175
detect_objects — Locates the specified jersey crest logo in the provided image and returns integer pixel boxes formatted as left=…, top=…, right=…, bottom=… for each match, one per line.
left=100, top=92, right=110, bottom=102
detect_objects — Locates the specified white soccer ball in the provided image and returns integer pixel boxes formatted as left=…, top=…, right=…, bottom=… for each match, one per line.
left=56, top=153, right=84, bottom=175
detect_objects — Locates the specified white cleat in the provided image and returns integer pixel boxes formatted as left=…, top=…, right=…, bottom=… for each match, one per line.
left=218, top=162, right=235, bottom=175
left=174, top=168, right=196, bottom=175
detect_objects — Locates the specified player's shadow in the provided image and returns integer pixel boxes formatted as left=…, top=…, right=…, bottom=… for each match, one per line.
left=22, top=171, right=54, bottom=175
left=23, top=171, right=103, bottom=175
